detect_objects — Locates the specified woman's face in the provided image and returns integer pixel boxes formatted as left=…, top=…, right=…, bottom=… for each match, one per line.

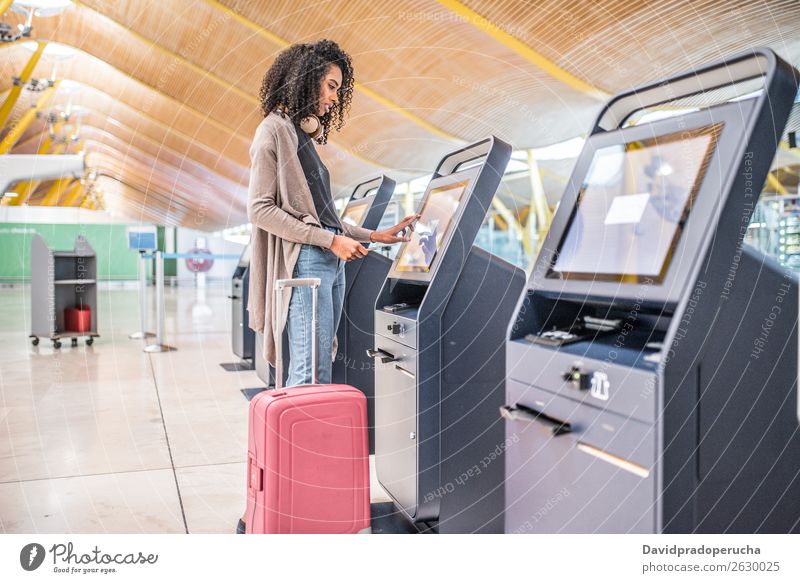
left=317, top=64, right=342, bottom=117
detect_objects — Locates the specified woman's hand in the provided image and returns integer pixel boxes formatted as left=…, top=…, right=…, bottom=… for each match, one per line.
left=370, top=214, right=420, bottom=245
left=330, top=235, right=368, bottom=261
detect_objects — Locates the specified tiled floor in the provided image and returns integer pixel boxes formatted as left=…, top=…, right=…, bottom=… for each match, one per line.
left=0, top=283, right=390, bottom=534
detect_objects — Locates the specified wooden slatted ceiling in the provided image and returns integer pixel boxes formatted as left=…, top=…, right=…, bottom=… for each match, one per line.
left=460, top=0, right=800, bottom=92
left=0, top=54, right=252, bottom=161
left=14, top=115, right=248, bottom=189
left=95, top=175, right=191, bottom=226
left=219, top=0, right=598, bottom=146
left=76, top=0, right=271, bottom=97
left=10, top=110, right=251, bottom=201
left=35, top=1, right=466, bottom=170
left=2, top=0, right=799, bottom=230
left=0, top=83, right=252, bottom=176
left=86, top=152, right=244, bottom=223
left=0, top=42, right=413, bottom=193
left=23, top=6, right=262, bottom=136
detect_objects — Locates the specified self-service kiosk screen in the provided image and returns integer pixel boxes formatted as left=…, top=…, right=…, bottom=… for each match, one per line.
left=341, top=200, right=370, bottom=227
left=394, top=179, right=470, bottom=273
left=549, top=124, right=721, bottom=283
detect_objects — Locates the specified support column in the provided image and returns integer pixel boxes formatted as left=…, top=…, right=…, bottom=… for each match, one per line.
left=0, top=81, right=60, bottom=154
left=525, top=150, right=552, bottom=258
left=0, top=40, right=47, bottom=129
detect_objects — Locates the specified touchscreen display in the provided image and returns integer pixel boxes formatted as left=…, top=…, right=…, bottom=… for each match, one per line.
left=341, top=200, right=369, bottom=227
left=548, top=124, right=721, bottom=283
left=394, top=179, right=469, bottom=273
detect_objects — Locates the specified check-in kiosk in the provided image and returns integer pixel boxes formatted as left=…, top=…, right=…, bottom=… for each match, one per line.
left=231, top=243, right=254, bottom=363
left=372, top=138, right=525, bottom=533
left=253, top=175, right=394, bottom=389
left=504, top=49, right=800, bottom=533
left=332, top=175, right=395, bottom=452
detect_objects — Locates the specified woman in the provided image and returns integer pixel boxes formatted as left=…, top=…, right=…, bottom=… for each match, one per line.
left=247, top=40, right=416, bottom=389
left=240, top=39, right=415, bottom=533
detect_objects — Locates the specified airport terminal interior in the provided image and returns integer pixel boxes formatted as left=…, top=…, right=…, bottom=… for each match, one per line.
left=2, top=0, right=800, bottom=534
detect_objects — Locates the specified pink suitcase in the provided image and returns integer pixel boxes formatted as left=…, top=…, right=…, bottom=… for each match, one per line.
left=245, top=277, right=371, bottom=534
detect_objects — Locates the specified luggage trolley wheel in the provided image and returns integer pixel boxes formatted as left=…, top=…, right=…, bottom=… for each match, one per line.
left=86, top=337, right=94, bottom=346
left=71, top=338, right=78, bottom=347
left=31, top=336, right=39, bottom=346
left=52, top=339, right=62, bottom=349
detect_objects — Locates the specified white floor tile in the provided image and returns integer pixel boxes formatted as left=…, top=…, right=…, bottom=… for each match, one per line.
left=176, top=462, right=245, bottom=534
left=0, top=469, right=186, bottom=534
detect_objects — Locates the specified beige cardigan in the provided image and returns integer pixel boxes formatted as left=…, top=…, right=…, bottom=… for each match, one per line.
left=247, top=112, right=373, bottom=366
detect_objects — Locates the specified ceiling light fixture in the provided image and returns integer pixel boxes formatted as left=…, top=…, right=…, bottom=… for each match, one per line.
left=1, top=1, right=73, bottom=43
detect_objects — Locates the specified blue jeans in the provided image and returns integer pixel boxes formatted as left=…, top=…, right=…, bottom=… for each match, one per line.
left=285, top=232, right=345, bottom=387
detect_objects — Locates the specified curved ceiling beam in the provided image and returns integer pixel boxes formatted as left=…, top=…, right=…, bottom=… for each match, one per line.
left=94, top=174, right=235, bottom=231
left=0, top=39, right=253, bottom=148
left=81, top=137, right=248, bottom=207
left=0, top=81, right=253, bottom=175
left=85, top=151, right=246, bottom=219
left=74, top=0, right=255, bottom=104
left=78, top=128, right=245, bottom=191
left=91, top=171, right=195, bottom=217
left=0, top=84, right=250, bottom=173
left=15, top=120, right=248, bottom=191
left=80, top=135, right=245, bottom=199
left=13, top=108, right=249, bottom=186
left=435, top=0, right=610, bottom=101
left=199, top=0, right=461, bottom=143
left=0, top=12, right=390, bottom=170
left=96, top=174, right=190, bottom=227
left=46, top=84, right=248, bottom=177
left=85, top=168, right=242, bottom=230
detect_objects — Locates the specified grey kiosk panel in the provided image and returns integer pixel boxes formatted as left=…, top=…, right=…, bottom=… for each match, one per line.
left=504, top=48, right=800, bottom=533
left=332, top=175, right=395, bottom=454
left=231, top=243, right=254, bottom=361
left=373, top=137, right=527, bottom=533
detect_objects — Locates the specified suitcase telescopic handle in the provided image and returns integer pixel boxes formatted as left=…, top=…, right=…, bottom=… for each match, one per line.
left=274, top=277, right=321, bottom=389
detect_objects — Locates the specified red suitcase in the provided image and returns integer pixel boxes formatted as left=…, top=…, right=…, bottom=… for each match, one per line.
left=245, top=277, right=371, bottom=534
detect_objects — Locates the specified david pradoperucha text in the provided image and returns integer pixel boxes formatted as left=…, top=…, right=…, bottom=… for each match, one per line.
left=643, top=544, right=760, bottom=559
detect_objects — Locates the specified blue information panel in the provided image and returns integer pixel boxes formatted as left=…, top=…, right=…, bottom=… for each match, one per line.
left=127, top=228, right=157, bottom=251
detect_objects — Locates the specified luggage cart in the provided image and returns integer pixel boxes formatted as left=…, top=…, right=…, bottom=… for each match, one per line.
left=29, top=234, right=99, bottom=349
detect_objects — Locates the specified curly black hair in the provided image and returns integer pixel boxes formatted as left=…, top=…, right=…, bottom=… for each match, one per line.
left=259, top=40, right=355, bottom=145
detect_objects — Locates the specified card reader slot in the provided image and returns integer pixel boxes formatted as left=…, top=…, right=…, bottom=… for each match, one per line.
left=500, top=404, right=572, bottom=436
left=367, top=348, right=398, bottom=363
